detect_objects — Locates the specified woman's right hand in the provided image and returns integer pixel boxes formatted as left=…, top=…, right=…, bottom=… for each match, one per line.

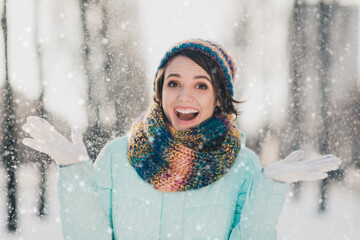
left=22, top=116, right=89, bottom=166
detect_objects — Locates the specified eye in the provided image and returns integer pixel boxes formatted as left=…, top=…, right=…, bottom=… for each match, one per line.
left=168, top=81, right=179, bottom=88
left=196, top=83, right=208, bottom=90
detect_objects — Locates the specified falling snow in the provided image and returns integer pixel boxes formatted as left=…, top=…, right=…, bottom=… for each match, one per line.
left=1, top=0, right=360, bottom=239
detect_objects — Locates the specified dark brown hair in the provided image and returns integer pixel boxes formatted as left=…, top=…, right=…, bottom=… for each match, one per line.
left=153, top=50, right=243, bottom=116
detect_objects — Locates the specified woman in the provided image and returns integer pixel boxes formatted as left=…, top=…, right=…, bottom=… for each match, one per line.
left=22, top=39, right=341, bottom=240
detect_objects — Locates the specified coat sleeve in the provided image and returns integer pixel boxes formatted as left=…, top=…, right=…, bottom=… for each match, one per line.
left=229, top=150, right=289, bottom=240
left=58, top=143, right=114, bottom=240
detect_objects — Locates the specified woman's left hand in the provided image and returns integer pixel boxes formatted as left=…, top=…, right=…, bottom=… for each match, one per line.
left=263, top=150, right=342, bottom=183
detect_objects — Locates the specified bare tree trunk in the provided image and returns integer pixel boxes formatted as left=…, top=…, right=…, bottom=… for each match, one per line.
left=1, top=0, right=19, bottom=231
left=115, top=95, right=126, bottom=136
left=101, top=4, right=112, bottom=88
left=286, top=0, right=307, bottom=199
left=80, top=0, right=104, bottom=161
left=80, top=0, right=99, bottom=125
left=33, top=0, right=51, bottom=218
left=317, top=2, right=334, bottom=212
left=83, top=0, right=148, bottom=159
left=289, top=0, right=306, bottom=156
left=104, top=0, right=149, bottom=138
left=80, top=0, right=112, bottom=160
left=101, top=2, right=125, bottom=136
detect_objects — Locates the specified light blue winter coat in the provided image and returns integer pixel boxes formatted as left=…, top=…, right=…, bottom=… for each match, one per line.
left=58, top=134, right=288, bottom=240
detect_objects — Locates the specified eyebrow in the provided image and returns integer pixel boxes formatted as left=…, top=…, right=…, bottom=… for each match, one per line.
left=165, top=73, right=211, bottom=82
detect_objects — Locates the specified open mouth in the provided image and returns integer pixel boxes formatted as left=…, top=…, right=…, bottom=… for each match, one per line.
left=175, top=108, right=199, bottom=121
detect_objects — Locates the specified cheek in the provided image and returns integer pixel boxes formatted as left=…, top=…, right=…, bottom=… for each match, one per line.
left=161, top=88, right=173, bottom=120
left=200, top=94, right=217, bottom=117
left=162, top=86, right=179, bottom=104
left=206, top=102, right=217, bottom=117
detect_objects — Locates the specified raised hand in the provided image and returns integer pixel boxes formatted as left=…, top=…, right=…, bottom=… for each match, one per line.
left=263, top=150, right=342, bottom=183
left=22, top=116, right=89, bottom=166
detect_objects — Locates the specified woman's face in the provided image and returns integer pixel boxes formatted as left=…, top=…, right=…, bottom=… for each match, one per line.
left=162, top=55, right=218, bottom=131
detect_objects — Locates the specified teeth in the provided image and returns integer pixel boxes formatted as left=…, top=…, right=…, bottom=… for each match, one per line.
left=176, top=108, right=199, bottom=114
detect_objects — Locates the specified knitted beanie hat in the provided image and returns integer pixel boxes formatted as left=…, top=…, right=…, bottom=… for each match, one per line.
left=155, top=39, right=237, bottom=96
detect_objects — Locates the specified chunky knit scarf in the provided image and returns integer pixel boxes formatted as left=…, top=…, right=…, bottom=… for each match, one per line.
left=127, top=103, right=241, bottom=192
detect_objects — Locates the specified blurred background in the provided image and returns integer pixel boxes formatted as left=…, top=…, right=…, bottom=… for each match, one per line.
left=0, top=0, right=359, bottom=239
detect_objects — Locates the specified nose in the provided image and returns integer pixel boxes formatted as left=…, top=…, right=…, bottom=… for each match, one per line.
left=177, top=86, right=193, bottom=102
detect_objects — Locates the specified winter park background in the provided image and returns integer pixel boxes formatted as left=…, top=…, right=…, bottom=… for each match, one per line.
left=1, top=0, right=360, bottom=239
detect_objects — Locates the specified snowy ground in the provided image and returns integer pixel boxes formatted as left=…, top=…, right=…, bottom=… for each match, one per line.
left=1, top=164, right=359, bottom=240
left=0, top=165, right=64, bottom=240
left=278, top=178, right=360, bottom=240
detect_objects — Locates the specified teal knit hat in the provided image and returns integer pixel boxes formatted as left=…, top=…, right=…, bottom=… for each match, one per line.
left=155, top=39, right=237, bottom=96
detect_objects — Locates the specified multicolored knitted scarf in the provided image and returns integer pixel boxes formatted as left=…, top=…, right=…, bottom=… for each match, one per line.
left=127, top=103, right=241, bottom=192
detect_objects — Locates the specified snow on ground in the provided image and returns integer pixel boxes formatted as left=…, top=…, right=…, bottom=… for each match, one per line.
left=0, top=164, right=64, bottom=240
left=278, top=179, right=360, bottom=240
left=1, top=164, right=359, bottom=240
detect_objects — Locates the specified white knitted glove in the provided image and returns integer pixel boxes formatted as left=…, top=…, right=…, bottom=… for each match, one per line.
left=22, top=116, right=89, bottom=166
left=264, top=150, right=342, bottom=183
